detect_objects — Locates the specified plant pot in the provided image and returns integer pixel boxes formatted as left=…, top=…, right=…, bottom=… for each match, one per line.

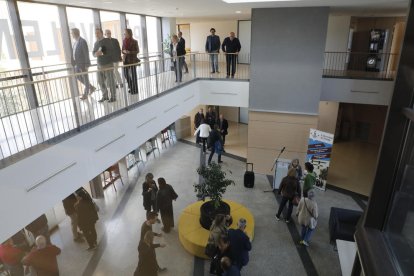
left=199, top=201, right=231, bottom=230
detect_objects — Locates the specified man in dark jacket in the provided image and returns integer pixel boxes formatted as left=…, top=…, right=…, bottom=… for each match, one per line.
left=217, top=114, right=229, bottom=145
left=194, top=108, right=205, bottom=144
left=63, top=192, right=83, bottom=242
left=206, top=106, right=216, bottom=129
left=205, top=28, right=221, bottom=73
left=228, top=218, right=252, bottom=271
left=104, top=29, right=123, bottom=88
left=178, top=31, right=189, bottom=73
left=222, top=32, right=241, bottom=78
left=207, top=124, right=223, bottom=165
left=71, top=28, right=95, bottom=100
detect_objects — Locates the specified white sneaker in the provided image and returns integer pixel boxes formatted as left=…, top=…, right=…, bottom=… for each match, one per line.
left=303, top=241, right=309, bottom=247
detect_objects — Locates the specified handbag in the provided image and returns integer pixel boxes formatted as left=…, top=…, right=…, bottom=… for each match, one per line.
left=304, top=199, right=317, bottom=229
left=205, top=242, right=217, bottom=258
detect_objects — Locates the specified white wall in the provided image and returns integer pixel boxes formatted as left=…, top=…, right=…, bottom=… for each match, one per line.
left=0, top=80, right=249, bottom=242
left=318, top=101, right=339, bottom=134
left=198, top=80, right=249, bottom=107
left=176, top=19, right=238, bottom=52
left=219, top=106, right=239, bottom=122
left=325, top=15, right=351, bottom=52
left=321, top=78, right=395, bottom=106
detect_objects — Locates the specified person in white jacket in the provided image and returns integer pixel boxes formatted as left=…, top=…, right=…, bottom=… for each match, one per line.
left=296, top=189, right=318, bottom=247
left=194, top=119, right=211, bottom=153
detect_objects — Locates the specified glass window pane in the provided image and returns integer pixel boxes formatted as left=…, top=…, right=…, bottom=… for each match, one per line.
left=125, top=14, right=143, bottom=56
left=0, top=0, right=20, bottom=71
left=100, top=11, right=122, bottom=43
left=66, top=7, right=95, bottom=62
left=17, top=2, right=65, bottom=68
left=146, top=16, right=160, bottom=54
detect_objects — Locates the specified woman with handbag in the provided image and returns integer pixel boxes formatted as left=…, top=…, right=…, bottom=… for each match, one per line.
left=156, top=177, right=178, bottom=233
left=276, top=168, right=299, bottom=223
left=296, top=189, right=318, bottom=247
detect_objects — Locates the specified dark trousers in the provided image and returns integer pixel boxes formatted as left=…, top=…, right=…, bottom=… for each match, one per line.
left=97, top=65, right=116, bottom=100
left=276, top=196, right=293, bottom=220
left=208, top=146, right=222, bottom=164
left=201, top=137, right=207, bottom=152
left=174, top=57, right=183, bottom=82
left=82, top=224, right=97, bottom=247
left=226, top=54, right=237, bottom=76
left=221, top=134, right=226, bottom=145
left=75, top=65, right=93, bottom=96
left=123, top=64, right=138, bottom=94
left=182, top=57, right=188, bottom=73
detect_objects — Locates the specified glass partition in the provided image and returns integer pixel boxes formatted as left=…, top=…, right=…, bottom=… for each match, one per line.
left=100, top=11, right=122, bottom=43
left=146, top=16, right=161, bottom=55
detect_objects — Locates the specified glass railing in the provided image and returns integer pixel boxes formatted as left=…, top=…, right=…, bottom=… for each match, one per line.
left=0, top=53, right=250, bottom=162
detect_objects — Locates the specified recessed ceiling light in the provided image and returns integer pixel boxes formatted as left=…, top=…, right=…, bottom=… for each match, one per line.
left=104, top=1, right=112, bottom=3
left=235, top=11, right=242, bottom=14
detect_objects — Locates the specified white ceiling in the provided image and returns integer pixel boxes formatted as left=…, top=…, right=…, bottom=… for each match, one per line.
left=37, top=0, right=409, bottom=19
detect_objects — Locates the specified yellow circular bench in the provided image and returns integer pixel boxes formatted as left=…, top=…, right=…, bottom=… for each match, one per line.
left=178, top=199, right=255, bottom=259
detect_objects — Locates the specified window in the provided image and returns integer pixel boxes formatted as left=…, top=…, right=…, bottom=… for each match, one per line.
left=100, top=11, right=122, bottom=43
left=146, top=16, right=161, bottom=55
left=0, top=0, right=19, bottom=71
left=17, top=2, right=65, bottom=68
left=66, top=7, right=95, bottom=62
left=125, top=14, right=143, bottom=56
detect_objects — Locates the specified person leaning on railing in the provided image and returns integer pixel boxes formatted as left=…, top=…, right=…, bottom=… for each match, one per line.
left=92, top=28, right=117, bottom=103
left=170, top=34, right=186, bottom=83
left=222, top=32, right=241, bottom=78
left=122, top=28, right=140, bottom=95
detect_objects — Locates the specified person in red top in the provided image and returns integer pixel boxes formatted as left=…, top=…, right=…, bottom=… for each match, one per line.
left=122, top=28, right=140, bottom=95
left=0, top=239, right=25, bottom=276
left=22, top=235, right=61, bottom=276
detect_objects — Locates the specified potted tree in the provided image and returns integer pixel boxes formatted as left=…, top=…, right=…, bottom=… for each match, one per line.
left=194, top=162, right=235, bottom=229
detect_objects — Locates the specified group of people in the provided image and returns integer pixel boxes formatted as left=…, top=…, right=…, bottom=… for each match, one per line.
left=205, top=28, right=242, bottom=78
left=194, top=107, right=229, bottom=165
left=276, top=160, right=319, bottom=247
left=206, top=215, right=252, bottom=276
left=71, top=27, right=140, bottom=102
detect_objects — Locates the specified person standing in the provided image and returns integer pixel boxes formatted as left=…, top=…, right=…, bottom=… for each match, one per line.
left=275, top=168, right=299, bottom=223
left=206, top=106, right=217, bottom=129
left=227, top=218, right=251, bottom=271
left=217, top=114, right=229, bottom=146
left=142, top=173, right=158, bottom=214
left=134, top=231, right=166, bottom=276
left=194, top=119, right=211, bottom=153
left=93, top=28, right=117, bottom=103
left=156, top=178, right=178, bottom=233
left=22, top=236, right=61, bottom=276
left=122, top=28, right=140, bottom=94
left=303, top=162, right=316, bottom=197
left=62, top=193, right=83, bottom=242
left=170, top=34, right=186, bottom=83
left=177, top=31, right=189, bottom=73
left=194, top=108, right=205, bottom=144
left=104, top=29, right=123, bottom=88
left=205, top=28, right=221, bottom=73
left=75, top=189, right=99, bottom=250
left=289, top=158, right=303, bottom=180
left=0, top=239, right=25, bottom=276
left=71, top=28, right=96, bottom=100
left=221, top=32, right=241, bottom=78
left=207, top=124, right=223, bottom=165
left=296, top=189, right=318, bottom=247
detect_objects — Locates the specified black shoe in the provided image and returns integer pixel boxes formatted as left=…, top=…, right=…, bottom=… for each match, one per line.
left=158, top=267, right=167, bottom=272
left=231, top=75, right=235, bottom=78
left=116, top=84, right=123, bottom=88
left=210, top=71, right=215, bottom=74
left=108, top=99, right=116, bottom=103
left=226, top=75, right=230, bottom=78
left=98, top=98, right=108, bottom=103
left=218, top=160, right=223, bottom=163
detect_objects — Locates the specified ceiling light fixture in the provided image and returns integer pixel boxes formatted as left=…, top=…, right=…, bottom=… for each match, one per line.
left=235, top=11, right=242, bottom=13
left=103, top=1, right=113, bottom=3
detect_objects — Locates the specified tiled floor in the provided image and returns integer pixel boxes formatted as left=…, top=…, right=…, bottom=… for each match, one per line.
left=48, top=138, right=363, bottom=276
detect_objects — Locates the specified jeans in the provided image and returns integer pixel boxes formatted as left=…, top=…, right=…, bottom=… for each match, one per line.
left=209, top=52, right=219, bottom=72
left=276, top=196, right=293, bottom=220
left=201, top=137, right=207, bottom=152
left=97, top=64, right=116, bottom=100
left=74, top=65, right=93, bottom=96
left=123, top=64, right=138, bottom=94
left=301, top=225, right=314, bottom=243
left=225, top=54, right=237, bottom=76
left=208, top=146, right=222, bottom=164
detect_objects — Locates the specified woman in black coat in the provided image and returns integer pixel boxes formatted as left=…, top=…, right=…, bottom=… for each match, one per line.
left=75, top=189, right=99, bottom=250
left=134, top=232, right=160, bottom=276
left=275, top=168, right=299, bottom=223
left=156, top=178, right=178, bottom=233
left=142, top=173, right=158, bottom=214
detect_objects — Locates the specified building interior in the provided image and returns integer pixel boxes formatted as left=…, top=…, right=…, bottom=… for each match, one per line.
left=0, top=0, right=413, bottom=275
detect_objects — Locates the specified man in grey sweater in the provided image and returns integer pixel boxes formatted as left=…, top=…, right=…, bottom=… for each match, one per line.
left=93, top=28, right=117, bottom=102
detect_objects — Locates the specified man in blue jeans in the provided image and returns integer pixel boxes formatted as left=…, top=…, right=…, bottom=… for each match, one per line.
left=205, top=28, right=221, bottom=73
left=228, top=218, right=252, bottom=271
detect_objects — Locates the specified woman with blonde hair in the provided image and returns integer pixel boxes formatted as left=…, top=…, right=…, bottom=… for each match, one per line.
left=276, top=167, right=299, bottom=223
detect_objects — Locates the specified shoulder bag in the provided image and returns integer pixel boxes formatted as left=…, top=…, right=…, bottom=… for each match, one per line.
left=304, top=199, right=317, bottom=229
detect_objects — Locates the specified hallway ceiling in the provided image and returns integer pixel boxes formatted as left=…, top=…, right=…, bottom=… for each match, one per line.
left=39, top=0, right=408, bottom=18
